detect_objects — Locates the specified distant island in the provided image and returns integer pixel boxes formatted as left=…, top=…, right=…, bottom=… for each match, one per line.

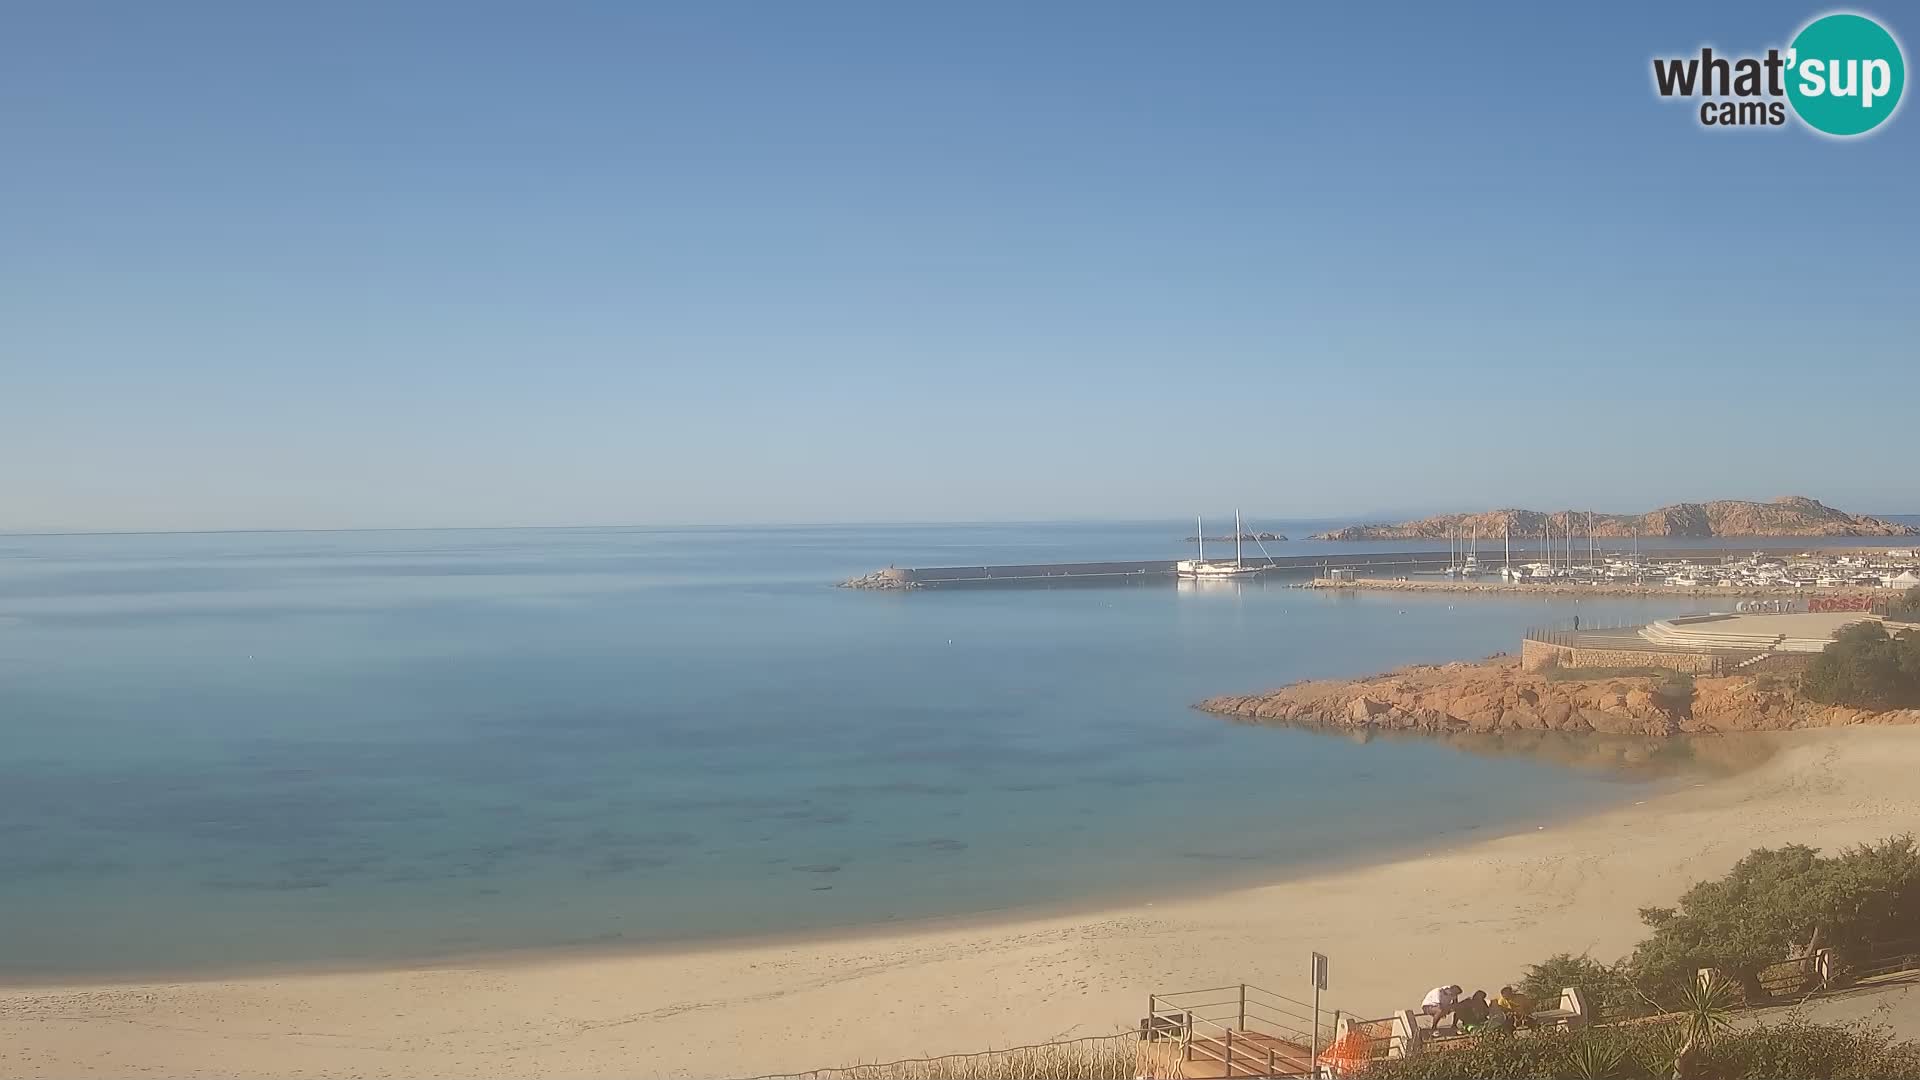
left=1183, top=531, right=1287, bottom=543
left=1314, top=496, right=1916, bottom=541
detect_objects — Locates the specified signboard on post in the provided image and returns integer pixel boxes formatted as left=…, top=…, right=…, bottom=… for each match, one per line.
left=1311, top=952, right=1329, bottom=1075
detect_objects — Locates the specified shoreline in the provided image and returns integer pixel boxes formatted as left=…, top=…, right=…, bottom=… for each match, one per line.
left=8, top=729, right=1918, bottom=1079
left=0, top=737, right=1705, bottom=993
left=0, top=704, right=1767, bottom=994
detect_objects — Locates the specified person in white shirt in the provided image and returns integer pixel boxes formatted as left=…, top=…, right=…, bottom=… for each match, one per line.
left=1420, top=984, right=1462, bottom=1030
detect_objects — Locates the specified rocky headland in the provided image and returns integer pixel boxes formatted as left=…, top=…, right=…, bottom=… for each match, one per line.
left=1197, top=655, right=1920, bottom=738
left=1313, top=496, right=1915, bottom=541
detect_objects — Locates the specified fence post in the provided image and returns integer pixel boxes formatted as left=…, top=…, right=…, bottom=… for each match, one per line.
left=1238, top=983, right=1246, bottom=1030
left=1561, top=986, right=1592, bottom=1029
left=1224, top=1028, right=1233, bottom=1076
left=1391, top=1009, right=1422, bottom=1058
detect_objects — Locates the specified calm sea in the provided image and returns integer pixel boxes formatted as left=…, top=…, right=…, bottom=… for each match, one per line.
left=0, top=520, right=1911, bottom=978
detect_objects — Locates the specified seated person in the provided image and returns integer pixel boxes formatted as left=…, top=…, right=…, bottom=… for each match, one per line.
left=1420, top=984, right=1461, bottom=1029
left=1496, top=985, right=1537, bottom=1029
left=1453, top=990, right=1492, bottom=1032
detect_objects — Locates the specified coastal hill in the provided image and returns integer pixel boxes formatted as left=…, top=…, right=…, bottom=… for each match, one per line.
left=1313, top=495, right=1916, bottom=541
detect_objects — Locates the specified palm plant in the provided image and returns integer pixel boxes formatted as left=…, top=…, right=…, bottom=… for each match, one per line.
left=1676, top=972, right=1738, bottom=1047
left=1669, top=972, right=1738, bottom=1080
left=1564, top=1038, right=1627, bottom=1080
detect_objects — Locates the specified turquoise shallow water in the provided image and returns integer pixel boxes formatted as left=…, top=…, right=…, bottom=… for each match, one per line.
left=0, top=521, right=1885, bottom=978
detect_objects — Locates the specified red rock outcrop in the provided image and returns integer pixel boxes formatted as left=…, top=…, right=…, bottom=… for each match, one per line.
left=1196, top=656, right=1920, bottom=736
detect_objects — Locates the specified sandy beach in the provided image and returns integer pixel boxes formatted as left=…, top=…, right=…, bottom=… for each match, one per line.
left=5, top=727, right=1919, bottom=1079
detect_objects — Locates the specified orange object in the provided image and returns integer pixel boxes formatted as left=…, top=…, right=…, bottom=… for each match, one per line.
left=1319, top=1026, right=1372, bottom=1073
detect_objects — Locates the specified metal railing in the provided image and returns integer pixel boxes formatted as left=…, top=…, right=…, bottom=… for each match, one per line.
left=1754, top=953, right=1828, bottom=1000
left=1523, top=621, right=1647, bottom=647
left=1560, top=936, right=1920, bottom=1037
left=1847, top=936, right=1920, bottom=984
left=1346, top=1015, right=1407, bottom=1062
left=1729, top=937, right=1920, bottom=1009
left=1144, top=983, right=1336, bottom=1078
left=749, top=934, right=1920, bottom=1080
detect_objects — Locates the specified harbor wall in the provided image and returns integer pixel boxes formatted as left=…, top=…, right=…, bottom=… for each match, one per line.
left=848, top=548, right=1840, bottom=590
left=902, top=560, right=1176, bottom=583
left=1520, top=638, right=1725, bottom=676
left=886, top=549, right=1647, bottom=587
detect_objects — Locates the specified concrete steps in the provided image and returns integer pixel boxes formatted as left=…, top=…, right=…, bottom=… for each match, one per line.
left=1639, top=614, right=1870, bottom=654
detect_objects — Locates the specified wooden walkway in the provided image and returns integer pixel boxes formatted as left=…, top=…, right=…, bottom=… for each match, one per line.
left=1142, top=983, right=1334, bottom=1079
left=1177, top=1031, right=1314, bottom=1077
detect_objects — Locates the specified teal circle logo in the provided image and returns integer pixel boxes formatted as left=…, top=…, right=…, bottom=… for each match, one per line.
left=1787, top=13, right=1905, bottom=136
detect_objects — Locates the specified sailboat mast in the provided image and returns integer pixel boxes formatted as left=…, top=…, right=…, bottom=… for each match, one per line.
left=1235, top=509, right=1243, bottom=568
left=1197, top=515, right=1204, bottom=563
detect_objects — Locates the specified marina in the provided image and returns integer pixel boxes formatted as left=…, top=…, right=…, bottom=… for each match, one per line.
left=844, top=546, right=1920, bottom=592
left=843, top=549, right=1501, bottom=589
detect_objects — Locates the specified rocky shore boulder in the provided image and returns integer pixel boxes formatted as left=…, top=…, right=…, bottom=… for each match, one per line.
left=839, top=569, right=920, bottom=590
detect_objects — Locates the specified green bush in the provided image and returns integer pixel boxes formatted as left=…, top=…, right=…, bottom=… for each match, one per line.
left=1499, top=835, right=1920, bottom=1018
left=1713, top=1019, right=1920, bottom=1079
left=1628, top=835, right=1920, bottom=1004
left=1361, top=1022, right=1920, bottom=1080
left=1652, top=672, right=1696, bottom=709
left=1515, top=953, right=1644, bottom=1020
left=1359, top=1025, right=1671, bottom=1080
left=1889, top=585, right=1920, bottom=621
left=1801, top=621, right=1920, bottom=708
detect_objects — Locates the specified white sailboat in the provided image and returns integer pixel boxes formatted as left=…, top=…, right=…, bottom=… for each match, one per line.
left=1177, top=510, right=1266, bottom=579
left=1438, top=526, right=1459, bottom=577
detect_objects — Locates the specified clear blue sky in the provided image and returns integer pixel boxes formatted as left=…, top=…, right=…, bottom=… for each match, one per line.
left=4, top=1, right=1915, bottom=531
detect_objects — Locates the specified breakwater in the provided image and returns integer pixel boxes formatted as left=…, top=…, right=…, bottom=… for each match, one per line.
left=841, top=550, right=1731, bottom=589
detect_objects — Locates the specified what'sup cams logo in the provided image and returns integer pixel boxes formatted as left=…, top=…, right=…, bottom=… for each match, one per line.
left=1652, top=11, right=1905, bottom=136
